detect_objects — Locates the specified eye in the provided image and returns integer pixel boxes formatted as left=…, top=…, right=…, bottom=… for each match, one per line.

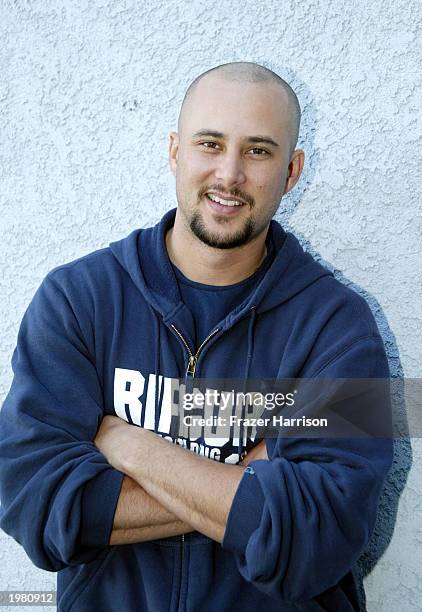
left=249, top=148, right=269, bottom=156
left=200, top=141, right=220, bottom=149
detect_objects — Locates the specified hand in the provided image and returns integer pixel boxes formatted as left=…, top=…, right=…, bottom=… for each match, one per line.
left=94, top=415, right=139, bottom=472
left=239, top=440, right=269, bottom=467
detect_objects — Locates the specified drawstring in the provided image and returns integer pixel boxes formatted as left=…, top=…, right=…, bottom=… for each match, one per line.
left=244, top=306, right=257, bottom=382
left=149, top=306, right=161, bottom=430
left=238, top=306, right=258, bottom=457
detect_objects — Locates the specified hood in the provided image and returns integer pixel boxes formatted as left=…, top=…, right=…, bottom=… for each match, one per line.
left=110, top=208, right=334, bottom=456
left=110, top=208, right=332, bottom=328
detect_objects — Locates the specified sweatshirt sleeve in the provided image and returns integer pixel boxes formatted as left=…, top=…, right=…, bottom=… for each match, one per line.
left=0, top=273, right=125, bottom=571
left=221, top=335, right=393, bottom=603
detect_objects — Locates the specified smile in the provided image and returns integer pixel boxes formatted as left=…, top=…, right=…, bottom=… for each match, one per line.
left=206, top=193, right=245, bottom=207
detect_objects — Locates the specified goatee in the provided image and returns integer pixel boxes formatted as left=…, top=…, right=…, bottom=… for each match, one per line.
left=190, top=212, right=255, bottom=249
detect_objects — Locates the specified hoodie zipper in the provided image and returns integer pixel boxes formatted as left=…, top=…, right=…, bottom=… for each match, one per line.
left=169, top=324, right=219, bottom=611
left=170, top=324, right=220, bottom=379
left=169, top=326, right=218, bottom=610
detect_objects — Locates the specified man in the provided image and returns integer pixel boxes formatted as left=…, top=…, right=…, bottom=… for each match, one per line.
left=0, top=62, right=392, bottom=611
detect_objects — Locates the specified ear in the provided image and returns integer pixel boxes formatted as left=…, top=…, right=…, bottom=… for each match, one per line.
left=284, top=149, right=305, bottom=195
left=169, top=131, right=179, bottom=177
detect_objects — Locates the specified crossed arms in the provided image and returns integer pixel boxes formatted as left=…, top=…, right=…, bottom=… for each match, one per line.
left=0, top=274, right=393, bottom=601
left=94, top=416, right=268, bottom=545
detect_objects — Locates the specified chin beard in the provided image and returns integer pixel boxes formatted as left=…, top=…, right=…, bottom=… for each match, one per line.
left=189, top=211, right=255, bottom=249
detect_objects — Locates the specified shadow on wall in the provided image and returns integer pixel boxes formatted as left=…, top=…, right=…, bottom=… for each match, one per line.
left=300, top=249, right=411, bottom=612
left=268, top=66, right=413, bottom=612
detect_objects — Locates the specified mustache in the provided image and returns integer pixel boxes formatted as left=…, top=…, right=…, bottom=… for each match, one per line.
left=198, top=185, right=254, bottom=208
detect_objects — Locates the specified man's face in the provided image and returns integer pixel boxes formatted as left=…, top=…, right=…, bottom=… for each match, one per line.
left=169, top=75, right=300, bottom=249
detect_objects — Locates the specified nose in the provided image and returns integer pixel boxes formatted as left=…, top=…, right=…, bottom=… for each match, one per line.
left=214, top=151, right=246, bottom=187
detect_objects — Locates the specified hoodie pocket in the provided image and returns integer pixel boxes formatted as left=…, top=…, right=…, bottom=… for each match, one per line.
left=58, top=547, right=117, bottom=612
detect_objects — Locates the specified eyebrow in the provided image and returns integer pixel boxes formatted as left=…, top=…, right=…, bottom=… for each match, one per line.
left=191, top=129, right=280, bottom=148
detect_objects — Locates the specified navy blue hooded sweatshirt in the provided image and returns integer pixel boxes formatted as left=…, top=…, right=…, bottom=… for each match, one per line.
left=0, top=209, right=392, bottom=611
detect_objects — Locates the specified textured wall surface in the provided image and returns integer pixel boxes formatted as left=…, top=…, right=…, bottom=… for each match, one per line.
left=1, top=1, right=421, bottom=610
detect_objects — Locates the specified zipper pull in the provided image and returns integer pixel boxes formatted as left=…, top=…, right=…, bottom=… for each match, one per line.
left=186, top=355, right=197, bottom=377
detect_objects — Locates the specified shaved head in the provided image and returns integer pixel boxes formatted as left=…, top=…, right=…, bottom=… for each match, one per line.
left=178, top=61, right=301, bottom=155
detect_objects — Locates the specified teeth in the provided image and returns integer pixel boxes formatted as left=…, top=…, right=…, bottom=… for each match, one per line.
left=207, top=194, right=243, bottom=206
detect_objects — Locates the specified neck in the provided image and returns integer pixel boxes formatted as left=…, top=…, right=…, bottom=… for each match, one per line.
left=166, top=209, right=268, bottom=286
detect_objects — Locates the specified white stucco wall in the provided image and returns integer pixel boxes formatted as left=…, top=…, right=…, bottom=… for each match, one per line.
left=1, top=1, right=421, bottom=610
